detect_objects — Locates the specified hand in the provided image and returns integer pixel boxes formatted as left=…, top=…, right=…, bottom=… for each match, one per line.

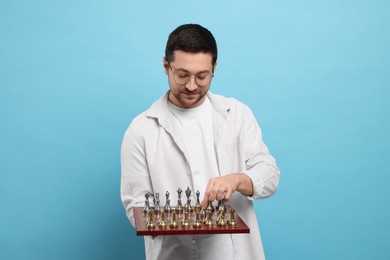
left=200, top=173, right=253, bottom=209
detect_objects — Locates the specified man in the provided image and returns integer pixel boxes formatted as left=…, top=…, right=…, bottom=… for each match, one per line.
left=121, top=24, right=280, bottom=260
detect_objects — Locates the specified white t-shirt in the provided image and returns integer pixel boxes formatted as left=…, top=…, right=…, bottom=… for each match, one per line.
left=168, top=96, right=219, bottom=195
left=168, top=96, right=233, bottom=260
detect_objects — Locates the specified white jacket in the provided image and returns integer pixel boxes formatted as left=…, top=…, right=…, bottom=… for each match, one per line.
left=121, top=91, right=280, bottom=260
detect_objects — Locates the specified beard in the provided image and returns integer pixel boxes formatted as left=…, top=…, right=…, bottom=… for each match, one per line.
left=169, top=89, right=208, bottom=108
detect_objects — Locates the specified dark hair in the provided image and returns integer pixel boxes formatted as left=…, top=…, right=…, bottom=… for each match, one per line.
left=165, top=24, right=218, bottom=67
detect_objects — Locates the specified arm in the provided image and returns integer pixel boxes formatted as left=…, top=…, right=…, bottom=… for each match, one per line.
left=201, top=173, right=253, bottom=209
left=201, top=103, right=280, bottom=208
left=240, top=104, right=280, bottom=200
left=121, top=126, right=152, bottom=226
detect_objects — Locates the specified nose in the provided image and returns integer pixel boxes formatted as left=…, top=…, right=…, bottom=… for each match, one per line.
left=185, top=76, right=198, bottom=91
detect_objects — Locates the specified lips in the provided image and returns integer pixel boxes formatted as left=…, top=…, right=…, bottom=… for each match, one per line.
left=182, top=91, right=198, bottom=96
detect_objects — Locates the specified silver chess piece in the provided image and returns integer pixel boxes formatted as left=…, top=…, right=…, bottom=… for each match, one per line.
left=177, top=188, right=183, bottom=212
left=143, top=192, right=151, bottom=213
left=185, top=187, right=193, bottom=212
left=218, top=195, right=226, bottom=212
left=154, top=193, right=160, bottom=212
left=164, top=191, right=171, bottom=213
left=200, top=208, right=206, bottom=222
left=195, top=190, right=201, bottom=208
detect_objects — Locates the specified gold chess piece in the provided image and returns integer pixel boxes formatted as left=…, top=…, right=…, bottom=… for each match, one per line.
left=183, top=203, right=189, bottom=212
left=170, top=208, right=178, bottom=228
left=158, top=209, right=167, bottom=228
left=181, top=210, right=191, bottom=228
left=216, top=206, right=226, bottom=227
left=145, top=209, right=155, bottom=229
left=204, top=209, right=213, bottom=227
left=193, top=206, right=202, bottom=228
left=227, top=207, right=237, bottom=226
left=206, top=201, right=214, bottom=213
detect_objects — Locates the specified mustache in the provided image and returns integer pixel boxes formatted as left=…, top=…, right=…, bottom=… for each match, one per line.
left=182, top=89, right=199, bottom=94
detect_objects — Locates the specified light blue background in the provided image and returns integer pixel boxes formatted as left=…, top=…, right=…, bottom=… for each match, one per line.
left=1, top=0, right=389, bottom=259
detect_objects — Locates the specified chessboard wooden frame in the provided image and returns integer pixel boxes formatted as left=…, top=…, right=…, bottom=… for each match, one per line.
left=133, top=206, right=250, bottom=236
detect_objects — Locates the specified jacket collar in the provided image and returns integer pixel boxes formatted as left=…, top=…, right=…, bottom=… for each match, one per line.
left=145, top=90, right=231, bottom=124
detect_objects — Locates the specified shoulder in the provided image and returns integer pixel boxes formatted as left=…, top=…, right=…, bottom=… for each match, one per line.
left=124, top=92, right=169, bottom=137
left=208, top=92, right=253, bottom=116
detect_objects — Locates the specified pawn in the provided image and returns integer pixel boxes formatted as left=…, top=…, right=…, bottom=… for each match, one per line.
left=204, top=209, right=213, bottom=227
left=193, top=206, right=202, bottom=228
left=216, top=207, right=226, bottom=227
left=181, top=210, right=191, bottom=228
left=206, top=201, right=215, bottom=213
left=170, top=208, right=179, bottom=228
left=146, top=209, right=155, bottom=229
left=227, top=207, right=237, bottom=226
left=158, top=209, right=167, bottom=228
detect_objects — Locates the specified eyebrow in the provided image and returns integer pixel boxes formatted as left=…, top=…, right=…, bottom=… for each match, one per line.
left=175, top=68, right=211, bottom=74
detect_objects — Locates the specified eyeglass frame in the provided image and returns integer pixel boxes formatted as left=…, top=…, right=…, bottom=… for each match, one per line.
left=168, top=64, right=214, bottom=87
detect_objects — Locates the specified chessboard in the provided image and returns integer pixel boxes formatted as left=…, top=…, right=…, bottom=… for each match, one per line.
left=133, top=206, right=250, bottom=236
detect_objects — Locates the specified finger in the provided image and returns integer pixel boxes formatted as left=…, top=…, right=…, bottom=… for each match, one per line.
left=201, top=193, right=209, bottom=208
left=201, top=179, right=216, bottom=208
left=224, top=186, right=233, bottom=201
left=208, top=183, right=222, bottom=202
left=201, top=199, right=208, bottom=209
left=216, top=188, right=226, bottom=201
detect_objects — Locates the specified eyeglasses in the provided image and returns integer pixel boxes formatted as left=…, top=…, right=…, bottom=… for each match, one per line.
left=169, top=65, right=214, bottom=87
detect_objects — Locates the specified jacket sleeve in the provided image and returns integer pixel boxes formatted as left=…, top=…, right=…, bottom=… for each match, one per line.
left=239, top=104, right=280, bottom=199
left=121, top=125, right=153, bottom=227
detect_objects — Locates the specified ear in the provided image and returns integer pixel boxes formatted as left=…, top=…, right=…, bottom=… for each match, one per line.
left=163, top=57, right=169, bottom=75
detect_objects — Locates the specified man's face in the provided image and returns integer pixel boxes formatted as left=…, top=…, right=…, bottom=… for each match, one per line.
left=164, top=50, right=215, bottom=108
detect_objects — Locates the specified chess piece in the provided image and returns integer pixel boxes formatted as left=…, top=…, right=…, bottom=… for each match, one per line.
left=170, top=208, right=179, bottom=228
left=164, top=191, right=171, bottom=213
left=206, top=201, right=214, bottom=213
left=146, top=209, right=155, bottom=229
left=218, top=198, right=226, bottom=212
left=181, top=210, right=191, bottom=228
left=216, top=200, right=222, bottom=210
left=227, top=207, right=237, bottom=226
left=204, top=209, right=213, bottom=227
left=154, top=193, right=160, bottom=212
left=185, top=187, right=193, bottom=212
left=158, top=209, right=167, bottom=228
left=185, top=186, right=191, bottom=199
left=195, top=190, right=201, bottom=208
left=143, top=193, right=150, bottom=213
left=200, top=208, right=206, bottom=222
left=183, top=200, right=193, bottom=212
left=177, top=188, right=183, bottom=212
left=216, top=193, right=225, bottom=210
left=193, top=206, right=202, bottom=228
left=216, top=206, right=226, bottom=227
